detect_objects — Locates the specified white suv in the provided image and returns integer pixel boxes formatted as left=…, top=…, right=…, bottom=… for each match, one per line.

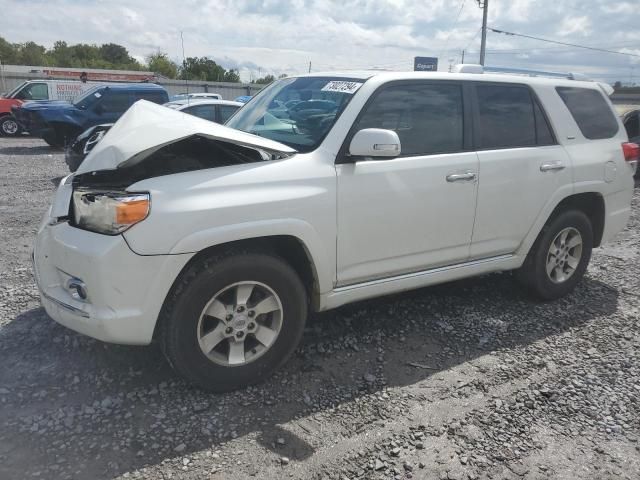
left=34, top=69, right=637, bottom=391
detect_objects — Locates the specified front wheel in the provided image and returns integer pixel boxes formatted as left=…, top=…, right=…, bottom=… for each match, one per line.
left=43, top=129, right=64, bottom=147
left=160, top=251, right=308, bottom=392
left=516, top=210, right=593, bottom=300
left=0, top=115, right=21, bottom=136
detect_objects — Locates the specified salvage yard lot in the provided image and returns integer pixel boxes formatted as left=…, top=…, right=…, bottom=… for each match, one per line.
left=0, top=136, right=638, bottom=480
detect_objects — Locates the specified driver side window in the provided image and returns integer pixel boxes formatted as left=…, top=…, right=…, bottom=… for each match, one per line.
left=16, top=83, right=49, bottom=100
left=355, top=82, right=464, bottom=157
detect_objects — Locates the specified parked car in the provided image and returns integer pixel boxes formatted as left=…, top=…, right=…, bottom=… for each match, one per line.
left=64, top=123, right=114, bottom=172
left=234, top=95, right=253, bottom=103
left=0, top=79, right=106, bottom=137
left=617, top=108, right=640, bottom=178
left=164, top=99, right=242, bottom=123
left=33, top=70, right=636, bottom=391
left=12, top=83, right=168, bottom=147
left=64, top=100, right=243, bottom=172
left=170, top=92, right=223, bottom=101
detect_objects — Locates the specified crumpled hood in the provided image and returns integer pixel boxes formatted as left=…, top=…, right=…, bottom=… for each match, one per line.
left=76, top=100, right=296, bottom=174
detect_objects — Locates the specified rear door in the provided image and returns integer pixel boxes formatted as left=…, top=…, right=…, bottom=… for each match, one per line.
left=470, top=82, right=572, bottom=259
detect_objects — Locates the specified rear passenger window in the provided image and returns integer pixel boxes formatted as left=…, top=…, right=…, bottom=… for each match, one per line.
left=476, top=85, right=538, bottom=149
left=136, top=91, right=168, bottom=104
left=355, top=83, right=464, bottom=156
left=556, top=87, right=618, bottom=139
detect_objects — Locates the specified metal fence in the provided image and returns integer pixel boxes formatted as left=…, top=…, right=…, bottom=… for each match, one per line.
left=0, top=72, right=264, bottom=100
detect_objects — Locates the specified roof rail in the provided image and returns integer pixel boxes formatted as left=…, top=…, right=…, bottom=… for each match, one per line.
left=453, top=64, right=590, bottom=81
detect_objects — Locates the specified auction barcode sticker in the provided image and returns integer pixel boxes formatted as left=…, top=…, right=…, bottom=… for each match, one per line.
left=321, top=81, right=363, bottom=94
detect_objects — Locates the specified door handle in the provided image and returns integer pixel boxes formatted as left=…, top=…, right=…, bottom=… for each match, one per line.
left=446, top=171, right=477, bottom=182
left=540, top=162, right=565, bottom=172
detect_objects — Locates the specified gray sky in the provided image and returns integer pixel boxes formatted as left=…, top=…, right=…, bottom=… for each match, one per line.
left=2, top=0, right=639, bottom=83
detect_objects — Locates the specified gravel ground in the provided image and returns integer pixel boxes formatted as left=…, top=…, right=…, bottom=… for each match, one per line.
left=0, top=136, right=639, bottom=480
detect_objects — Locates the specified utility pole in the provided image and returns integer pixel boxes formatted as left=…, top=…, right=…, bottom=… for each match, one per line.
left=308, top=61, right=311, bottom=73
left=461, top=49, right=465, bottom=63
left=477, top=0, right=489, bottom=65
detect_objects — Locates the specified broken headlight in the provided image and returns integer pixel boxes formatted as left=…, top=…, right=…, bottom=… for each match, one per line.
left=72, top=189, right=150, bottom=235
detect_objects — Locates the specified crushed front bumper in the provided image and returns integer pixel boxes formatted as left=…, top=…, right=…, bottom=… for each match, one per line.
left=33, top=216, right=193, bottom=345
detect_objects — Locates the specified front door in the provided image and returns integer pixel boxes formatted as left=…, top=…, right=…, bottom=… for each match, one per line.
left=336, top=81, right=478, bottom=286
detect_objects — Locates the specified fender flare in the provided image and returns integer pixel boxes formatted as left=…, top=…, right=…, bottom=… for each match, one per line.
left=165, top=218, right=334, bottom=294
left=515, top=181, right=607, bottom=258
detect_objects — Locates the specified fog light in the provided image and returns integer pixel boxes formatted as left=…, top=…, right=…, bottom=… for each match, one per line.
left=66, top=278, right=87, bottom=301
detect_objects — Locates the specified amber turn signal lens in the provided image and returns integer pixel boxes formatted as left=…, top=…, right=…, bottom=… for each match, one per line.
left=115, top=199, right=150, bottom=225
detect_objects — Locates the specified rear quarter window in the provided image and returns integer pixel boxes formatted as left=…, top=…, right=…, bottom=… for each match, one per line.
left=556, top=87, right=618, bottom=140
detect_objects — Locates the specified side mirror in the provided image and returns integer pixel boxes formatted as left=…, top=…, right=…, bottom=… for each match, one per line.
left=348, top=128, right=401, bottom=159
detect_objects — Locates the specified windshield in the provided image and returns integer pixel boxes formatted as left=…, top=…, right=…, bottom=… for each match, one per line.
left=226, top=76, right=366, bottom=152
left=5, top=82, right=28, bottom=99
left=73, top=86, right=104, bottom=108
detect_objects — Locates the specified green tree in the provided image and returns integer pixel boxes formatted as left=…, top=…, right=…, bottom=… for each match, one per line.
left=49, top=41, right=73, bottom=67
left=180, top=57, right=241, bottom=82
left=17, top=41, right=47, bottom=65
left=0, top=36, right=18, bottom=64
left=100, top=43, right=131, bottom=66
left=254, top=74, right=275, bottom=84
left=147, top=52, right=178, bottom=78
left=223, top=68, right=241, bottom=83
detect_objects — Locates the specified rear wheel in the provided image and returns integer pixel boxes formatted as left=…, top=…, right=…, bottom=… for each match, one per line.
left=0, top=115, right=21, bottom=136
left=516, top=210, right=593, bottom=300
left=160, top=250, right=308, bottom=391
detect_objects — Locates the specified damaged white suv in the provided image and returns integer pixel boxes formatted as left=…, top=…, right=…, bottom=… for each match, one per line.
left=34, top=69, right=637, bottom=391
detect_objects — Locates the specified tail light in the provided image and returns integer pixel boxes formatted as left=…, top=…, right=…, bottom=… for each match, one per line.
left=622, top=142, right=639, bottom=173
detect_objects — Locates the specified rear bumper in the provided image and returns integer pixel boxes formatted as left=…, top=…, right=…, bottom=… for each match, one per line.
left=33, top=219, right=193, bottom=344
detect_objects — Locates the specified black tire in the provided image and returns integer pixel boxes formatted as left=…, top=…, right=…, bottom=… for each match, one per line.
left=43, top=126, right=80, bottom=148
left=43, top=129, right=64, bottom=148
left=516, top=210, right=593, bottom=300
left=159, top=250, right=308, bottom=392
left=0, top=115, right=21, bottom=137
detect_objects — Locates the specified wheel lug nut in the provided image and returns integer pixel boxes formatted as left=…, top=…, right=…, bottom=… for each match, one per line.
left=225, top=327, right=233, bottom=334
left=248, top=310, right=255, bottom=317
left=226, top=314, right=233, bottom=321
left=248, top=322, right=256, bottom=330
left=237, top=306, right=245, bottom=313
left=236, top=331, right=244, bottom=339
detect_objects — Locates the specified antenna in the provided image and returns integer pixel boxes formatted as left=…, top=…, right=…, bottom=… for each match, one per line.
left=180, top=31, right=189, bottom=103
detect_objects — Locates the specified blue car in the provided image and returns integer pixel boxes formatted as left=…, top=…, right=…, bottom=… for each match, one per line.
left=234, top=95, right=253, bottom=104
left=13, top=83, right=168, bottom=147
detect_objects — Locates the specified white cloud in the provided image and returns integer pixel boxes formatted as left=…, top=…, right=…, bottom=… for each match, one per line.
left=0, top=0, right=636, bottom=83
left=557, top=15, right=592, bottom=37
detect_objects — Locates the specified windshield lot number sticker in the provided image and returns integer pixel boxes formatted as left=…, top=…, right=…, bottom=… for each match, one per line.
left=321, top=81, right=363, bottom=94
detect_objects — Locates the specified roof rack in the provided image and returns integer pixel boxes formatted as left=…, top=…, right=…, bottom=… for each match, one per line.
left=453, top=64, right=590, bottom=81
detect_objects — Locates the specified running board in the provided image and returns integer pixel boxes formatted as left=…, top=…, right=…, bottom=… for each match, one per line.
left=320, top=254, right=521, bottom=311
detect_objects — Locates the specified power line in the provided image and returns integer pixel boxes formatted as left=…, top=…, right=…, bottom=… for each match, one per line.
left=489, top=27, right=640, bottom=58
left=439, top=0, right=466, bottom=59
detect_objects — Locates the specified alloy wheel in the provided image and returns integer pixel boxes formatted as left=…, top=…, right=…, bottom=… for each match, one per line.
left=196, top=281, right=283, bottom=366
left=546, top=227, right=583, bottom=284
